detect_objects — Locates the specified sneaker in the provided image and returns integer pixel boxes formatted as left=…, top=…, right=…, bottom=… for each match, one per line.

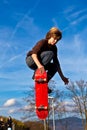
left=32, top=71, right=35, bottom=80
left=48, top=87, right=52, bottom=94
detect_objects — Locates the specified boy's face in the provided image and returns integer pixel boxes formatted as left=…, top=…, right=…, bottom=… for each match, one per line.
left=48, top=37, right=58, bottom=45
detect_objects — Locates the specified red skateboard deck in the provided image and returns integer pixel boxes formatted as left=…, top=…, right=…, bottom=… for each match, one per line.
left=35, top=69, right=48, bottom=120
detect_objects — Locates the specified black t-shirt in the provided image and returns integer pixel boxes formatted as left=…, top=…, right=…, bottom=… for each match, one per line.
left=27, top=39, right=60, bottom=66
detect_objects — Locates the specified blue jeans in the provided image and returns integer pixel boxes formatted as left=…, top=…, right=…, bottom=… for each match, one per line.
left=26, top=51, right=58, bottom=81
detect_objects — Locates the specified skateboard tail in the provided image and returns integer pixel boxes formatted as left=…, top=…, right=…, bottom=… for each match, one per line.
left=36, top=110, right=48, bottom=120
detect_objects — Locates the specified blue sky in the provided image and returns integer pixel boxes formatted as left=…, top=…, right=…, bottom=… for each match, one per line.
left=0, top=0, right=87, bottom=120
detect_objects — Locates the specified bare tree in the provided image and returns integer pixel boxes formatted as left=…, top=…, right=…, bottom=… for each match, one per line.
left=21, top=85, right=37, bottom=121
left=66, top=80, right=87, bottom=130
left=22, top=79, right=87, bottom=129
left=48, top=80, right=71, bottom=130
left=22, top=80, right=71, bottom=130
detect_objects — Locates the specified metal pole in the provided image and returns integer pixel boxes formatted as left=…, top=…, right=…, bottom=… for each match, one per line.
left=44, top=119, right=47, bottom=130
left=52, top=98, right=55, bottom=130
left=48, top=96, right=56, bottom=130
left=12, top=123, right=15, bottom=130
left=47, top=106, right=49, bottom=130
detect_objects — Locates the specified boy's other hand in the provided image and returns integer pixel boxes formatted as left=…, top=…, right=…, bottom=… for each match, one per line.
left=62, top=77, right=69, bottom=85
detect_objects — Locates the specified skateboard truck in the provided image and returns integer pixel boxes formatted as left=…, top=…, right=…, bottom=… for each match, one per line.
left=35, top=105, right=48, bottom=110
left=35, top=78, right=47, bottom=83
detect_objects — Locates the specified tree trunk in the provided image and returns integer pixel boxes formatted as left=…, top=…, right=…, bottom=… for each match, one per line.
left=85, top=110, right=87, bottom=130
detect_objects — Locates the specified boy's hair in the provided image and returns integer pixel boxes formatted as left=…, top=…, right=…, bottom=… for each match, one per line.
left=46, top=27, right=62, bottom=40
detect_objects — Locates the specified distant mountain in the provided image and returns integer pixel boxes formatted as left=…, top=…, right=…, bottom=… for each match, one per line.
left=23, top=117, right=85, bottom=130
left=49, top=117, right=84, bottom=130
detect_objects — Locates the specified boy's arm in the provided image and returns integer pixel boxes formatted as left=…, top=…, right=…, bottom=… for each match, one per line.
left=57, top=66, right=69, bottom=85
left=53, top=57, right=69, bottom=85
left=31, top=54, right=45, bottom=73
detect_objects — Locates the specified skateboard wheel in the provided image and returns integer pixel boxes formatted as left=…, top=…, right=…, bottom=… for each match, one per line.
left=44, top=78, right=47, bottom=81
left=44, top=106, right=48, bottom=109
left=35, top=106, right=37, bottom=109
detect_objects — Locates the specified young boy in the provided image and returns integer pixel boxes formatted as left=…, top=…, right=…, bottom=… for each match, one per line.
left=26, top=27, right=69, bottom=93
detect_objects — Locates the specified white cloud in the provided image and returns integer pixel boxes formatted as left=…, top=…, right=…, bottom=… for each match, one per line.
left=0, top=27, right=12, bottom=40
left=55, top=100, right=76, bottom=113
left=4, top=98, right=21, bottom=107
left=4, top=98, right=16, bottom=107
left=63, top=6, right=75, bottom=14
left=23, top=104, right=35, bottom=110
left=71, top=14, right=87, bottom=25
left=2, top=0, right=9, bottom=4
left=62, top=8, right=87, bottom=31
left=68, top=8, right=87, bottom=19
left=64, top=7, right=87, bottom=24
left=8, top=54, right=23, bottom=62
left=8, top=108, right=16, bottom=114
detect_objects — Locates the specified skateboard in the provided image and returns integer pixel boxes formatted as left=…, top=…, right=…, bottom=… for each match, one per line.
left=35, top=69, right=48, bottom=120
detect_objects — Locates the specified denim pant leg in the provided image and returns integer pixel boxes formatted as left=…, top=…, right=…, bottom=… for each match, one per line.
left=26, top=56, right=37, bottom=70
left=26, top=51, right=54, bottom=70
left=46, top=63, right=58, bottom=82
left=40, top=51, right=58, bottom=81
left=40, top=51, right=54, bottom=66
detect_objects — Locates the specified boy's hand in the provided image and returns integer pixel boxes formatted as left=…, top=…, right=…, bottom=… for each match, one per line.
left=39, top=66, right=45, bottom=74
left=62, top=77, right=69, bottom=85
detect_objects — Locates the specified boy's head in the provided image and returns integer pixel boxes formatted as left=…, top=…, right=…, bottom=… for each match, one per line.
left=46, top=27, right=62, bottom=41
